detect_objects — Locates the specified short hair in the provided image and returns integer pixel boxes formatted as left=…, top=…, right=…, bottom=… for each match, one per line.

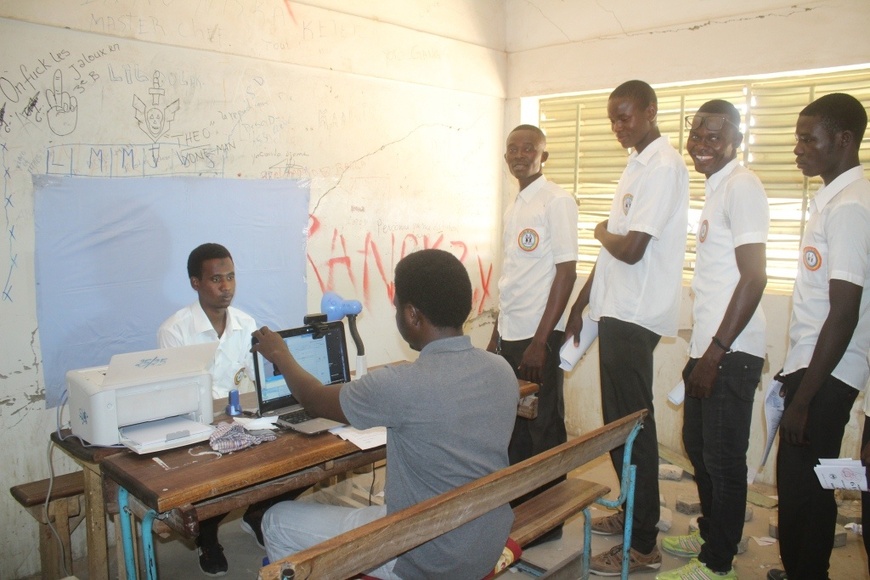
left=698, top=99, right=741, bottom=128
left=394, top=249, right=472, bottom=329
left=509, top=124, right=547, bottom=145
left=801, top=93, right=868, bottom=145
left=187, top=243, right=232, bottom=279
left=610, top=80, right=657, bottom=109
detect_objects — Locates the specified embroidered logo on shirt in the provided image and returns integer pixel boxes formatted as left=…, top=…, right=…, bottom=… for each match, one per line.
left=234, top=368, right=246, bottom=386
left=698, top=220, right=709, bottom=243
left=517, top=228, right=539, bottom=252
left=802, top=246, right=822, bottom=271
left=622, top=194, right=633, bottom=215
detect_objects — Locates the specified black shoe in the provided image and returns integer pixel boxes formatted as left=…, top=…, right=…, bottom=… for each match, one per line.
left=197, top=541, right=228, bottom=577
left=240, top=511, right=266, bottom=550
left=767, top=570, right=787, bottom=580
left=525, top=525, right=563, bottom=548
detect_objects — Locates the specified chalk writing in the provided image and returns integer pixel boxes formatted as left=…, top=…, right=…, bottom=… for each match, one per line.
left=133, top=72, right=180, bottom=142
left=0, top=49, right=70, bottom=104
left=308, top=217, right=494, bottom=315
left=46, top=142, right=224, bottom=177
left=1, top=139, right=14, bottom=303
left=45, top=70, right=78, bottom=136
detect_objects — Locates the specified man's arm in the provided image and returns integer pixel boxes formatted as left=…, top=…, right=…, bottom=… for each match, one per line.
left=519, top=261, right=576, bottom=383
left=251, top=327, right=349, bottom=423
left=594, top=219, right=652, bottom=265
left=780, top=279, right=862, bottom=445
left=686, top=243, right=767, bottom=398
left=565, top=262, right=596, bottom=345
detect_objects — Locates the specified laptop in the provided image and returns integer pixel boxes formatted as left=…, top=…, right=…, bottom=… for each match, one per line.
left=252, top=322, right=350, bottom=434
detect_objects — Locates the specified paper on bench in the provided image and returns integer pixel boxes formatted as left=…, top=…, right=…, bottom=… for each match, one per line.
left=559, top=314, right=599, bottom=371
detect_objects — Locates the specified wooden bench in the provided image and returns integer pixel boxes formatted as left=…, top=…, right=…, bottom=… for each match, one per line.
left=11, top=471, right=86, bottom=580
left=259, top=409, right=647, bottom=580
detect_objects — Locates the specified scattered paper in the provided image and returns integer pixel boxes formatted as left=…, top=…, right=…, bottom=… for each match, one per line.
left=751, top=536, right=777, bottom=547
left=668, top=380, right=685, bottom=405
left=559, top=315, right=599, bottom=371
left=232, top=415, right=280, bottom=430
left=332, top=425, right=387, bottom=450
left=759, top=379, right=784, bottom=468
left=814, top=458, right=868, bottom=491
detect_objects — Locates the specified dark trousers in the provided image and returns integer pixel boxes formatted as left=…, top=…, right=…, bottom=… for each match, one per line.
left=776, top=369, right=858, bottom=579
left=499, top=331, right=568, bottom=505
left=683, top=352, right=763, bottom=573
left=599, top=316, right=661, bottom=554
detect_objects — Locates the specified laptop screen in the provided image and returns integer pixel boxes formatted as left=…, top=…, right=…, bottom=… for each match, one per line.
left=253, top=322, right=351, bottom=416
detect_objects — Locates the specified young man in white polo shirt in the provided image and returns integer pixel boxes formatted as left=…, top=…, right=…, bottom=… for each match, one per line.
left=488, top=125, right=577, bottom=540
left=768, top=93, right=870, bottom=580
left=566, top=80, right=689, bottom=575
left=657, top=100, right=769, bottom=580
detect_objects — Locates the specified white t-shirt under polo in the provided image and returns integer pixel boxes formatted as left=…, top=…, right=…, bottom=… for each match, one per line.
left=497, top=175, right=578, bottom=341
left=589, top=135, right=689, bottom=337
left=690, top=159, right=769, bottom=359
left=158, top=302, right=258, bottom=399
left=783, top=166, right=870, bottom=390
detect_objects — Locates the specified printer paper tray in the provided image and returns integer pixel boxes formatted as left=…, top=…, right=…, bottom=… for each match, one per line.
left=119, top=415, right=214, bottom=455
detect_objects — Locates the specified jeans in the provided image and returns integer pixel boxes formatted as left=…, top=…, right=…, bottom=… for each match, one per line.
left=262, top=501, right=399, bottom=579
left=776, top=369, right=858, bottom=580
left=682, top=352, right=763, bottom=573
left=598, top=317, right=661, bottom=554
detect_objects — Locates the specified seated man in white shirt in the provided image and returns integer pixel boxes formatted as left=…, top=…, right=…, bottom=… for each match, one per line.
left=158, top=242, right=257, bottom=576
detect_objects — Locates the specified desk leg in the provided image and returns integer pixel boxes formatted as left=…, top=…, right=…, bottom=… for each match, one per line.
left=118, top=487, right=138, bottom=580
left=82, top=464, right=109, bottom=580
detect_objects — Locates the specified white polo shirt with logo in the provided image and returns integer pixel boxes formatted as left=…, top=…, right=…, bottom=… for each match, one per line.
left=497, top=175, right=578, bottom=341
left=589, top=135, right=690, bottom=337
left=690, top=159, right=769, bottom=359
left=783, top=165, right=870, bottom=390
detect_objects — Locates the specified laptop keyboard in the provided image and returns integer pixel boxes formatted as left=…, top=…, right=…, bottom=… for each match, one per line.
left=278, top=409, right=313, bottom=424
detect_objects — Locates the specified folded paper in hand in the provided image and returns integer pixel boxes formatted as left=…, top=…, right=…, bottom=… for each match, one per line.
left=814, top=458, right=868, bottom=491
left=559, top=314, right=599, bottom=371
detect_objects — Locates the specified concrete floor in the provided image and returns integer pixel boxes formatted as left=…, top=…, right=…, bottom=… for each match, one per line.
left=39, top=454, right=870, bottom=580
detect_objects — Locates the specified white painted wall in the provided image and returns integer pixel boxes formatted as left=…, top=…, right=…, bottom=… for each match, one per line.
left=504, top=0, right=870, bottom=488
left=2, top=0, right=869, bottom=576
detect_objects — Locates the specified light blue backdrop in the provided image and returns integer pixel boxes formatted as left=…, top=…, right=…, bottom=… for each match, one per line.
left=34, top=176, right=310, bottom=407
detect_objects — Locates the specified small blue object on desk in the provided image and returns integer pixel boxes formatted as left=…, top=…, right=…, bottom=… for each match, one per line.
left=225, top=389, right=242, bottom=416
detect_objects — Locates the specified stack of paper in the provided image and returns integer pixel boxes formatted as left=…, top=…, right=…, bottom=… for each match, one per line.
left=559, top=315, right=599, bottom=371
left=814, top=458, right=868, bottom=491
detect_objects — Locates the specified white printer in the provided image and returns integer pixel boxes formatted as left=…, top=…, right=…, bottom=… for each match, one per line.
left=67, top=342, right=218, bottom=453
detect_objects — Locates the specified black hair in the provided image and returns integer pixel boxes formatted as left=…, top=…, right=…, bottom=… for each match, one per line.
left=801, top=92, right=868, bottom=145
left=394, top=249, right=472, bottom=329
left=610, top=80, right=658, bottom=109
left=509, top=124, right=547, bottom=145
left=698, top=99, right=741, bottom=127
left=187, top=243, right=232, bottom=279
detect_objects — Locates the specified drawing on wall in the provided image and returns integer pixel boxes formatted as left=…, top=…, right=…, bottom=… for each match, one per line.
left=133, top=72, right=179, bottom=142
left=45, top=70, right=77, bottom=136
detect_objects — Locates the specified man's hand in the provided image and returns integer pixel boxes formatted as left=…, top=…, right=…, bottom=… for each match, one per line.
left=780, top=401, right=810, bottom=446
left=518, top=341, right=547, bottom=384
left=250, top=326, right=290, bottom=363
left=594, top=219, right=609, bottom=241
left=565, top=305, right=584, bottom=347
left=686, top=354, right=719, bottom=398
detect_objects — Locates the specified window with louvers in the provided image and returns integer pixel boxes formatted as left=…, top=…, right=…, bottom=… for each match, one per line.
left=538, top=69, right=870, bottom=294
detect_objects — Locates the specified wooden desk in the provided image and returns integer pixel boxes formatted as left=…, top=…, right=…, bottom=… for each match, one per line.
left=61, top=378, right=537, bottom=579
